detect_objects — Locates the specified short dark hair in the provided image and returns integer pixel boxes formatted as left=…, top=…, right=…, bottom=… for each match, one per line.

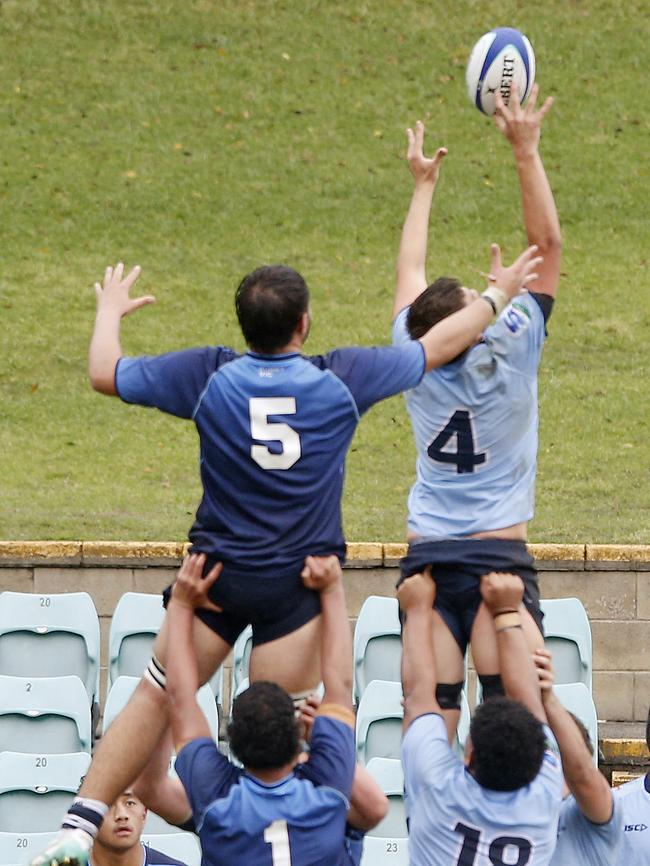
left=235, top=265, right=309, bottom=354
left=228, top=681, right=300, bottom=771
left=406, top=277, right=465, bottom=340
left=469, top=696, right=546, bottom=791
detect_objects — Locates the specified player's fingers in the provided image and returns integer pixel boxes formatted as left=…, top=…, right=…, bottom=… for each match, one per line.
left=203, top=561, right=223, bottom=589
left=415, top=119, right=425, bottom=151
left=434, top=146, right=448, bottom=164
left=509, top=81, right=522, bottom=115
left=405, top=127, right=415, bottom=157
left=94, top=282, right=102, bottom=301
left=538, top=95, right=554, bottom=120
left=492, top=113, right=507, bottom=134
left=114, top=261, right=124, bottom=282
left=494, top=92, right=512, bottom=123
left=489, top=243, right=502, bottom=274
left=122, top=265, right=142, bottom=292
left=526, top=83, right=539, bottom=113
left=128, top=295, right=156, bottom=313
left=201, top=600, right=223, bottom=613
left=103, top=265, right=113, bottom=289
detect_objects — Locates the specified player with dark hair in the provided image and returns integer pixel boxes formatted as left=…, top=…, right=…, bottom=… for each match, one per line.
left=613, top=705, right=650, bottom=865
left=392, top=82, right=561, bottom=735
left=161, top=551, right=383, bottom=865
left=399, top=569, right=562, bottom=865
left=91, top=791, right=188, bottom=866
left=530, top=648, right=621, bottom=865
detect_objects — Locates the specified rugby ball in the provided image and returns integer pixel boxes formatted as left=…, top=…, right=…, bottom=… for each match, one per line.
left=466, top=27, right=535, bottom=116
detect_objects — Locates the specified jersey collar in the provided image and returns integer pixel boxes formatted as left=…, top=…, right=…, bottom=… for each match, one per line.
left=246, top=351, right=302, bottom=361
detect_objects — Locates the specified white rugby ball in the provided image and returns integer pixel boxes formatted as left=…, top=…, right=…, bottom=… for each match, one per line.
left=466, top=27, right=535, bottom=116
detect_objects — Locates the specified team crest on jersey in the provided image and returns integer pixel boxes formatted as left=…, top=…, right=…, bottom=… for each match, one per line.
left=503, top=301, right=531, bottom=335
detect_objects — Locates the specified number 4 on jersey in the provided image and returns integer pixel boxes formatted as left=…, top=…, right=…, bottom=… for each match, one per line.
left=427, top=410, right=486, bottom=474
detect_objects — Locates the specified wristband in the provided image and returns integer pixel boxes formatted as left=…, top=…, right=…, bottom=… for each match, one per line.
left=494, top=611, right=522, bottom=632
left=481, top=286, right=509, bottom=317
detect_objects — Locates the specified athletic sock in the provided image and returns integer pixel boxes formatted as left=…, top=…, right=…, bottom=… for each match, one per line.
left=62, top=798, right=109, bottom=839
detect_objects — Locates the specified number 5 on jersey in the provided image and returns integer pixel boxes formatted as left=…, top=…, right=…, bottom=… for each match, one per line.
left=250, top=398, right=301, bottom=470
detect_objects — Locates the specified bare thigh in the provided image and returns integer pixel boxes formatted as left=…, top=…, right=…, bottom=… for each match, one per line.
left=249, top=615, right=322, bottom=694
left=153, top=609, right=232, bottom=684
left=471, top=601, right=543, bottom=675
left=432, top=608, right=465, bottom=744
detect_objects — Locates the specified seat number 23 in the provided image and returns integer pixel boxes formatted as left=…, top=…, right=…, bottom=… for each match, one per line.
left=250, top=398, right=301, bottom=470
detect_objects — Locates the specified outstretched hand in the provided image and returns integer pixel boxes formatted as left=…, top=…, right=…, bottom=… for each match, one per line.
left=397, top=569, right=436, bottom=613
left=488, top=242, right=542, bottom=300
left=494, top=82, right=554, bottom=157
left=94, top=262, right=155, bottom=318
left=406, top=120, right=448, bottom=186
left=171, top=553, right=223, bottom=612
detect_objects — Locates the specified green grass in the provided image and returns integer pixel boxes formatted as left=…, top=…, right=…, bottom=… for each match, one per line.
left=1, top=0, right=649, bottom=542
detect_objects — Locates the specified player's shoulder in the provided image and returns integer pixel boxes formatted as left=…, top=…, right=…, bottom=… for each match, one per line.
left=143, top=845, right=189, bottom=866
left=616, top=773, right=649, bottom=800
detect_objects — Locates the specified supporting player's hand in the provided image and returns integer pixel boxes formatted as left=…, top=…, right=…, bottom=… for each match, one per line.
left=488, top=242, right=542, bottom=299
left=94, top=262, right=155, bottom=318
left=533, top=647, right=555, bottom=702
left=494, top=82, right=554, bottom=158
left=301, top=555, right=343, bottom=594
left=298, top=692, right=322, bottom=743
left=480, top=571, right=524, bottom=615
left=406, top=120, right=447, bottom=187
left=397, top=569, right=436, bottom=612
left=171, top=553, right=223, bottom=612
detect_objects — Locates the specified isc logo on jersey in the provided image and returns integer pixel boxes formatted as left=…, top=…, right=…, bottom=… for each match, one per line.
left=503, top=301, right=531, bottom=335
left=624, top=824, right=648, bottom=832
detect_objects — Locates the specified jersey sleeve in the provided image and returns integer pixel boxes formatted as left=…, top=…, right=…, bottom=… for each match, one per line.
left=295, top=713, right=355, bottom=800
left=391, top=307, right=411, bottom=347
left=308, top=343, right=425, bottom=415
left=484, top=292, right=548, bottom=376
left=174, top=737, right=242, bottom=824
left=401, top=713, right=458, bottom=796
left=115, top=346, right=239, bottom=419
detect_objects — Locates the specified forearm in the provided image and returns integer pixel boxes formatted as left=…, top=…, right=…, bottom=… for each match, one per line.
left=514, top=150, right=561, bottom=296
left=496, top=626, right=546, bottom=723
left=394, top=182, right=435, bottom=317
left=166, top=601, right=203, bottom=746
left=88, top=309, right=122, bottom=394
left=319, top=583, right=353, bottom=710
left=347, top=765, right=388, bottom=831
left=401, top=605, right=438, bottom=720
left=419, top=297, right=492, bottom=370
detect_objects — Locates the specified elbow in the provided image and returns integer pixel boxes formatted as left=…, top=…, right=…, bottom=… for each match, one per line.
left=537, top=231, right=563, bottom=257
left=363, top=790, right=390, bottom=830
left=88, top=365, right=117, bottom=396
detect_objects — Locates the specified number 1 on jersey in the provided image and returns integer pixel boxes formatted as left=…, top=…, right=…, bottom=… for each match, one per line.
left=427, top=409, right=486, bottom=474
left=250, top=398, right=301, bottom=470
left=264, top=820, right=292, bottom=865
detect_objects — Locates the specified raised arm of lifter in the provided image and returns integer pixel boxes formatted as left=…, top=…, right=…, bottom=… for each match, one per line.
left=398, top=570, right=440, bottom=729
left=393, top=121, right=447, bottom=319
left=88, top=262, right=155, bottom=394
left=495, top=83, right=561, bottom=297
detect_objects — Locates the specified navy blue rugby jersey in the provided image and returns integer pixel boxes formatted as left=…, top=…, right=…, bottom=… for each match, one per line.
left=116, top=344, right=424, bottom=575
left=142, top=845, right=188, bottom=866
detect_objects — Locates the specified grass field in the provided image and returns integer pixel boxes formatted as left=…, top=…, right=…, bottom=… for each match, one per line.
left=1, top=0, right=649, bottom=542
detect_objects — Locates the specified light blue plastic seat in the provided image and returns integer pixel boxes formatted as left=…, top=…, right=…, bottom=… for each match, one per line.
left=0, top=831, right=57, bottom=865
left=455, top=688, right=471, bottom=756
left=554, top=682, right=599, bottom=765
left=103, top=676, right=219, bottom=741
left=361, top=758, right=408, bottom=865
left=0, top=752, right=90, bottom=833
left=142, top=834, right=201, bottom=866
left=232, top=626, right=253, bottom=698
left=540, top=597, right=592, bottom=692
left=108, top=592, right=224, bottom=708
left=0, top=591, right=100, bottom=705
left=356, top=680, right=403, bottom=766
left=353, top=597, right=401, bottom=703
left=0, top=675, right=91, bottom=754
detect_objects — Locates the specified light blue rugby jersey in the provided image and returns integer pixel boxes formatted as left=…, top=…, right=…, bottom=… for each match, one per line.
left=402, top=713, right=563, bottom=866
left=392, top=294, right=547, bottom=538
left=613, top=773, right=650, bottom=866
left=550, top=794, right=620, bottom=866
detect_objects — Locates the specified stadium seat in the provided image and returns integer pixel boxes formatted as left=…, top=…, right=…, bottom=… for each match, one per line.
left=353, top=596, right=401, bottom=702
left=554, top=682, right=599, bottom=765
left=103, top=676, right=219, bottom=741
left=0, top=591, right=100, bottom=705
left=540, top=597, right=592, bottom=692
left=0, top=832, right=56, bottom=865
left=455, top=688, right=471, bottom=756
left=142, top=833, right=201, bottom=866
left=108, top=592, right=224, bottom=708
left=0, top=675, right=91, bottom=754
left=356, top=680, right=403, bottom=766
left=361, top=758, right=408, bottom=866
left=232, top=626, right=253, bottom=697
left=0, top=752, right=90, bottom=833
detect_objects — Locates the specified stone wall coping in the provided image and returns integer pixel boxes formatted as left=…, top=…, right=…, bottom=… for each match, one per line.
left=1, top=541, right=650, bottom=567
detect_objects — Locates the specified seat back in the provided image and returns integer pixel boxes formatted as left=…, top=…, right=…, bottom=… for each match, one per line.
left=0, top=752, right=90, bottom=833
left=232, top=626, right=253, bottom=697
left=354, top=597, right=401, bottom=702
left=356, top=680, right=403, bottom=765
left=361, top=758, right=409, bottom=866
left=0, top=832, right=57, bottom=865
left=0, top=676, right=91, bottom=754
left=554, top=683, right=599, bottom=764
left=0, top=592, right=100, bottom=702
left=108, top=594, right=165, bottom=688
left=540, top=598, right=592, bottom=691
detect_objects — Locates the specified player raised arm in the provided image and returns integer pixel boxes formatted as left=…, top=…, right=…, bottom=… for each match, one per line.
left=166, top=554, right=223, bottom=753
left=398, top=570, right=441, bottom=729
left=480, top=572, right=546, bottom=724
left=394, top=121, right=447, bottom=319
left=495, top=83, right=561, bottom=297
left=88, top=262, right=154, bottom=394
left=534, top=648, right=613, bottom=823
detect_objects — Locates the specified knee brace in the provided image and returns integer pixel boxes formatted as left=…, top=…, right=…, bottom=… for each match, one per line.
left=479, top=673, right=505, bottom=700
left=436, top=681, right=464, bottom=711
left=144, top=654, right=167, bottom=691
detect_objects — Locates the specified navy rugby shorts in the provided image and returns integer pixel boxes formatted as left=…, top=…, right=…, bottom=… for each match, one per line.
left=398, top=538, right=544, bottom=655
left=162, top=556, right=322, bottom=646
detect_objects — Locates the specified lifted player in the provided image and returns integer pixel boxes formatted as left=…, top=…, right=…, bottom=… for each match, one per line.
left=392, top=83, right=561, bottom=734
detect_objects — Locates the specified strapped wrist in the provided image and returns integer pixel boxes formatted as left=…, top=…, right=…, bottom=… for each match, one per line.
left=481, top=286, right=509, bottom=317
left=493, top=611, right=522, bottom=632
